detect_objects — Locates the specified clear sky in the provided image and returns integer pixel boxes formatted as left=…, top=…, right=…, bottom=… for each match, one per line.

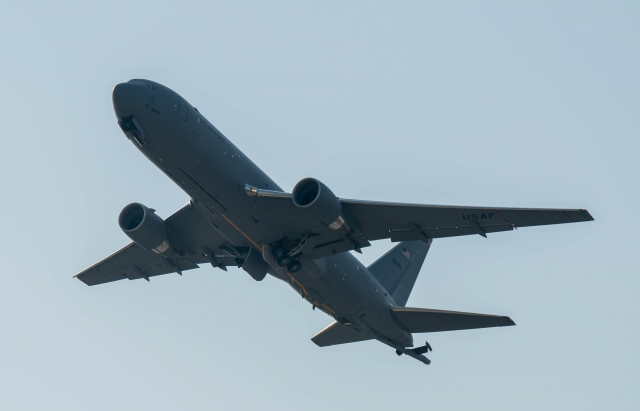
left=1, top=1, right=638, bottom=410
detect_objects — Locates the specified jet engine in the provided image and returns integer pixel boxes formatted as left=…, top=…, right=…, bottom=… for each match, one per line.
left=118, top=203, right=174, bottom=257
left=292, top=178, right=350, bottom=233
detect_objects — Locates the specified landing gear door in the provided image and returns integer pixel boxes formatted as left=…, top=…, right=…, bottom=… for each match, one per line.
left=178, top=98, right=188, bottom=121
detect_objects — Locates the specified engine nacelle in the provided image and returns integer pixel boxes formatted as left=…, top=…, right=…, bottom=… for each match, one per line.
left=118, top=203, right=174, bottom=257
left=292, top=178, right=349, bottom=232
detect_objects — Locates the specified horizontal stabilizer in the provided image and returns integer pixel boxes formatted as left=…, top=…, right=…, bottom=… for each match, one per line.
left=312, top=322, right=373, bottom=347
left=390, top=305, right=515, bottom=333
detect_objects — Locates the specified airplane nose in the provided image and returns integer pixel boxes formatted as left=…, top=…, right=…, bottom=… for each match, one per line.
left=112, top=82, right=137, bottom=117
left=112, top=82, right=149, bottom=146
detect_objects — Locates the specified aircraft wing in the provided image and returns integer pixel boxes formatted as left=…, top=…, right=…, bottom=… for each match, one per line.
left=75, top=203, right=237, bottom=286
left=250, top=188, right=593, bottom=258
left=340, top=199, right=594, bottom=241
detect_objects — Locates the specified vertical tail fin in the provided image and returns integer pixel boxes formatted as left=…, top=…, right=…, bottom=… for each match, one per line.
left=367, top=240, right=431, bottom=307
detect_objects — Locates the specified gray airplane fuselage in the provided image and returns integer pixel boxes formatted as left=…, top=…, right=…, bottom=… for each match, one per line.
left=112, top=80, right=413, bottom=347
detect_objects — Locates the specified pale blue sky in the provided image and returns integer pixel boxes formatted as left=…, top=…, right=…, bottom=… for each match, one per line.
left=1, top=1, right=638, bottom=410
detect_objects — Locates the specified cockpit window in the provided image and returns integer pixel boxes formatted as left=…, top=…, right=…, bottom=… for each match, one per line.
left=127, top=79, right=158, bottom=91
left=128, top=79, right=158, bottom=91
left=128, top=79, right=148, bottom=87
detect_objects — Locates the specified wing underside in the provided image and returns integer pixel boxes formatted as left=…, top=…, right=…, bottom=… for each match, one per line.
left=75, top=203, right=239, bottom=286
left=344, top=200, right=593, bottom=242
left=79, top=190, right=594, bottom=285
left=250, top=188, right=593, bottom=259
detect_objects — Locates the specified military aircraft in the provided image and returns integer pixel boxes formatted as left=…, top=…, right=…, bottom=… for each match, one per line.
left=76, top=79, right=594, bottom=365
